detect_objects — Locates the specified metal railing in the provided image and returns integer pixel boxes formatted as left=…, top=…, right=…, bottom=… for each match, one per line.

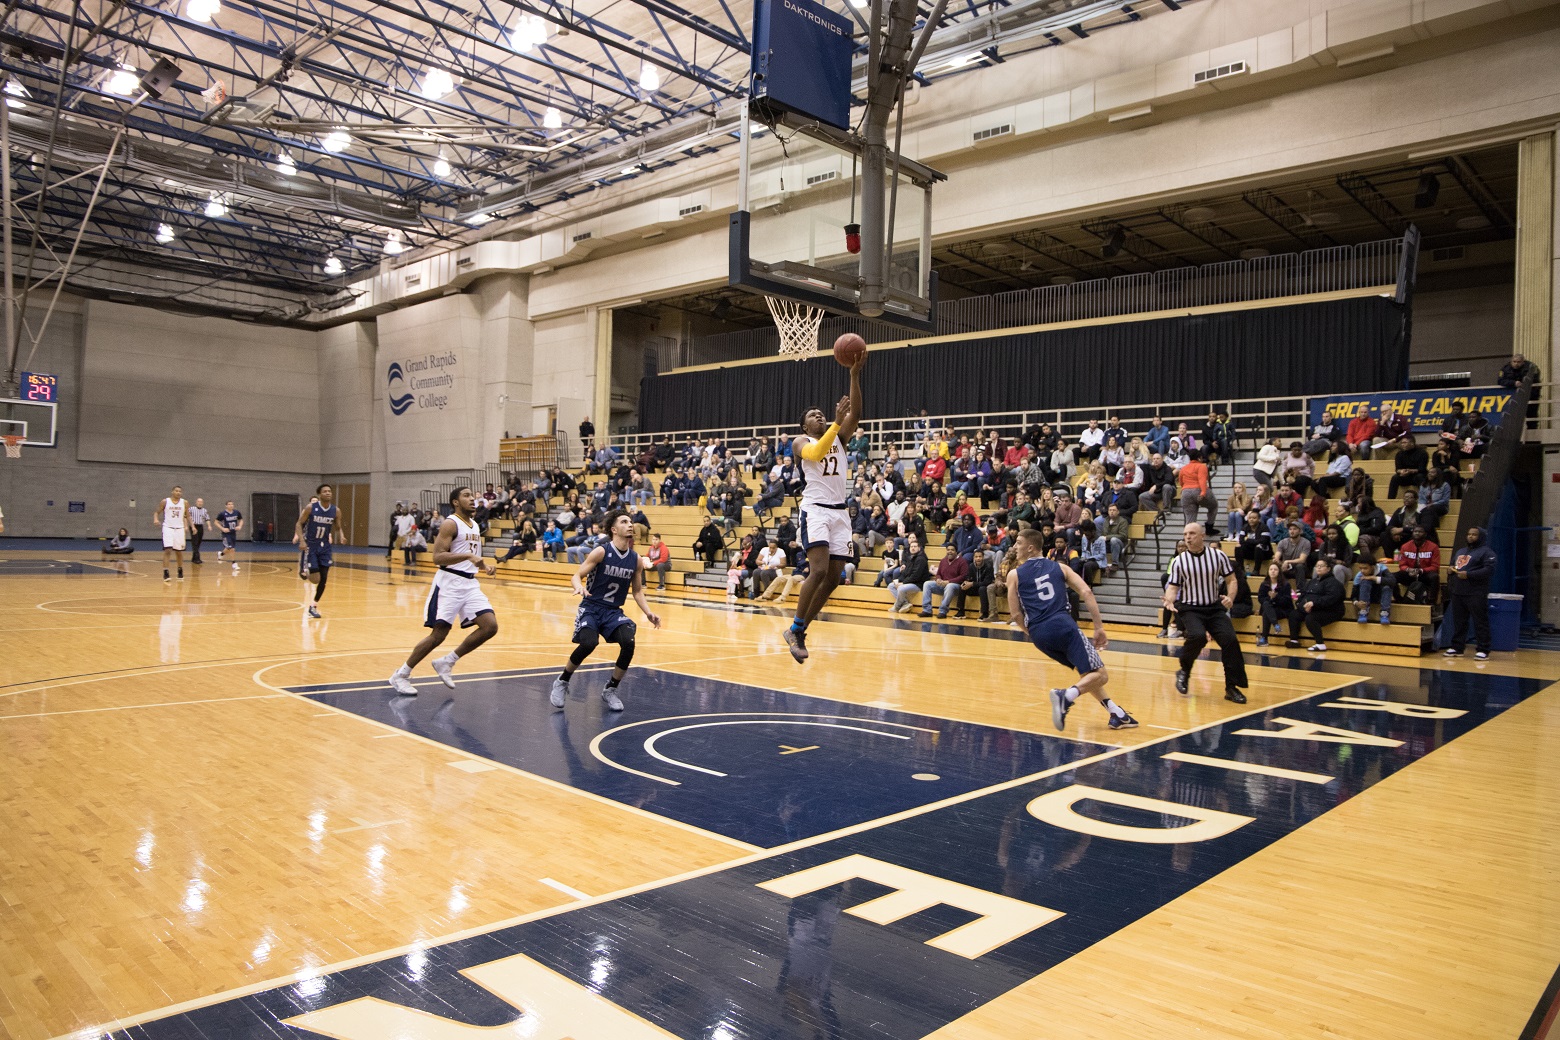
left=686, top=237, right=1407, bottom=363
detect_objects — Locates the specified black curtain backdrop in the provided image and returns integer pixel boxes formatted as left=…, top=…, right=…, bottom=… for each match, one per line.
left=639, top=295, right=1410, bottom=432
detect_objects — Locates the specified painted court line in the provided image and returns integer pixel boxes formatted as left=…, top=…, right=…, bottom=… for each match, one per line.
left=0, top=693, right=289, bottom=721
left=538, top=877, right=594, bottom=901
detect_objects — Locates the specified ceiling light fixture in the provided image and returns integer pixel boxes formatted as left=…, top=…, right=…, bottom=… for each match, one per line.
left=621, top=164, right=641, bottom=175
left=509, top=13, right=550, bottom=53
left=638, top=62, right=661, bottom=93
left=1100, top=225, right=1126, bottom=258
left=1414, top=170, right=1441, bottom=209
left=324, top=256, right=344, bottom=275
left=322, top=130, right=352, bottom=153
left=433, top=151, right=452, bottom=177
left=543, top=106, right=563, bottom=129
left=155, top=223, right=176, bottom=244
left=383, top=230, right=405, bottom=255
left=106, top=64, right=140, bottom=96
left=466, top=212, right=494, bottom=226
left=204, top=195, right=227, bottom=218
left=186, top=0, right=221, bottom=22
left=275, top=152, right=296, bottom=176
left=419, top=67, right=455, bottom=100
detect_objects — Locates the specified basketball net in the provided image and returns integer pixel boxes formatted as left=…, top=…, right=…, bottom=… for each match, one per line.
left=766, top=296, right=824, bottom=362
left=2, top=435, right=22, bottom=459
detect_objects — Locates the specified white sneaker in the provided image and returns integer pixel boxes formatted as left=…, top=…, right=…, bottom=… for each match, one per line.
left=1167, top=627, right=1182, bottom=639
left=432, top=654, right=457, bottom=689
left=602, top=685, right=625, bottom=712
left=1308, top=643, right=1327, bottom=652
left=1474, top=651, right=1489, bottom=660
left=549, top=678, right=568, bottom=708
left=388, top=673, right=417, bottom=696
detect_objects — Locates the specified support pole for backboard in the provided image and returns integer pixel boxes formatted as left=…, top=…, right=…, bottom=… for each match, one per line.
left=920, top=184, right=933, bottom=301
left=738, top=104, right=751, bottom=214
left=0, top=97, right=14, bottom=394
left=859, top=0, right=918, bottom=318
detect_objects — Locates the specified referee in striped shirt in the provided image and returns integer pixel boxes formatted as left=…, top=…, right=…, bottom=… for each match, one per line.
left=1162, top=522, right=1249, bottom=703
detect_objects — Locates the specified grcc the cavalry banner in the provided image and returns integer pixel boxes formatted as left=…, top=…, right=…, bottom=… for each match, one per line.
left=1308, top=387, right=1512, bottom=432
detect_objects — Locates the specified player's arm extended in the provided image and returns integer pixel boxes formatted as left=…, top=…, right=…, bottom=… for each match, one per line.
left=840, top=357, right=865, bottom=440
left=797, top=425, right=839, bottom=462
left=430, top=518, right=466, bottom=566
left=1062, top=563, right=1108, bottom=646
left=571, top=545, right=604, bottom=596
left=1005, top=570, right=1027, bottom=636
left=631, top=558, right=662, bottom=628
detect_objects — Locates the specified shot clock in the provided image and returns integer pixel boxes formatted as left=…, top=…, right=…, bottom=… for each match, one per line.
left=20, top=372, right=57, bottom=402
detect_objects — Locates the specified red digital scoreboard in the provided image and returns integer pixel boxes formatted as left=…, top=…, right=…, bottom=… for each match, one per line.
left=21, top=371, right=56, bottom=402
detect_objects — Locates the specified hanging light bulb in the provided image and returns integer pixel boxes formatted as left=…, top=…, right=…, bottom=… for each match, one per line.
left=638, top=62, right=660, bottom=93
left=433, top=151, right=452, bottom=178
left=204, top=195, right=227, bottom=218
left=106, top=64, right=140, bottom=96
left=383, top=230, right=405, bottom=255
left=324, top=256, right=344, bottom=275
left=274, top=152, right=297, bottom=176
left=186, top=0, right=221, bottom=22
left=322, top=130, right=351, bottom=153
left=418, top=67, right=455, bottom=100
left=465, top=212, right=493, bottom=226
left=543, top=106, right=562, bottom=129
left=508, top=13, right=549, bottom=53
left=155, top=223, right=176, bottom=244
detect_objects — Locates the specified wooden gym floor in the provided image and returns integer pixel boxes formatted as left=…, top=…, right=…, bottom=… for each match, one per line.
left=1, top=548, right=1557, bottom=1040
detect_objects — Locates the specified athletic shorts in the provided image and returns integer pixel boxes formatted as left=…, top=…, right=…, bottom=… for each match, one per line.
left=424, top=572, right=494, bottom=629
left=797, top=505, right=852, bottom=561
left=222, top=531, right=237, bottom=549
left=302, top=543, right=333, bottom=572
left=573, top=599, right=633, bottom=643
left=162, top=527, right=186, bottom=551
left=1029, top=617, right=1104, bottom=676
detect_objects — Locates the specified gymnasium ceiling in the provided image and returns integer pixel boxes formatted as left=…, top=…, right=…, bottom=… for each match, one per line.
left=0, top=0, right=1148, bottom=311
left=651, top=142, right=1520, bottom=329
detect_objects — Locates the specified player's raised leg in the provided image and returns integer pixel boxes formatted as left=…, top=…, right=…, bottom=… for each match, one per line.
left=785, top=350, right=865, bottom=663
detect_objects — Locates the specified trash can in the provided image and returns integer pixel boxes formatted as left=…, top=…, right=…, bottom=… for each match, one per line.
left=1488, top=594, right=1524, bottom=653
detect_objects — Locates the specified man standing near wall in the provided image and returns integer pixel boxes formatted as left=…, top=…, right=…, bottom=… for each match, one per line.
left=579, top=416, right=595, bottom=456
left=1444, top=526, right=1497, bottom=660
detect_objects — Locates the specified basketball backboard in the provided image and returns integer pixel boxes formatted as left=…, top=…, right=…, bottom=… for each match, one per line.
left=731, top=0, right=945, bottom=333
left=0, top=398, right=56, bottom=446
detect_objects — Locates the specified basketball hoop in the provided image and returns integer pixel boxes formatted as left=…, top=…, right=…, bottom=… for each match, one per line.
left=2, top=435, right=22, bottom=459
left=766, top=296, right=825, bottom=362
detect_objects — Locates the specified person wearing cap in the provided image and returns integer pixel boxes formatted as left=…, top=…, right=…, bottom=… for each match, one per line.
left=1444, top=527, right=1497, bottom=659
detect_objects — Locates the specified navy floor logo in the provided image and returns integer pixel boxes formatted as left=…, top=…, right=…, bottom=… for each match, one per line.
left=387, top=362, right=414, bottom=415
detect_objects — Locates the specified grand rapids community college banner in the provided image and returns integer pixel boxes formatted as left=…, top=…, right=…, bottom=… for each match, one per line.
left=1308, top=387, right=1512, bottom=432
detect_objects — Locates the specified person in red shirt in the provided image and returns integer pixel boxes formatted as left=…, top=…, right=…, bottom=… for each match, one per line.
left=1346, top=407, right=1379, bottom=459
left=919, top=545, right=971, bottom=618
left=644, top=532, right=672, bottom=591
left=1177, top=449, right=1216, bottom=528
left=1392, top=525, right=1440, bottom=604
left=1303, top=493, right=1330, bottom=530
left=922, top=454, right=948, bottom=484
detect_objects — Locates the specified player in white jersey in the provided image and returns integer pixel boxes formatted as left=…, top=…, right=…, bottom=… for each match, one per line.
left=388, top=486, right=499, bottom=695
left=155, top=485, right=191, bottom=582
left=782, top=353, right=865, bottom=663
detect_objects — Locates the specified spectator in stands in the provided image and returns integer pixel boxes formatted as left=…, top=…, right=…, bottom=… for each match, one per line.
left=1233, top=509, right=1272, bottom=576
left=659, top=467, right=682, bottom=506
left=963, top=449, right=995, bottom=502
left=578, top=416, right=594, bottom=452
left=1352, top=549, right=1393, bottom=626
left=1280, top=442, right=1316, bottom=497
left=642, top=533, right=671, bottom=590
left=925, top=483, right=950, bottom=528
left=1077, top=463, right=1110, bottom=512
left=1438, top=402, right=1467, bottom=448
left=1098, top=437, right=1125, bottom=478
left=725, top=547, right=748, bottom=602
left=105, top=528, right=134, bottom=554
left=1144, top=416, right=1171, bottom=456
left=1346, top=406, right=1379, bottom=459
left=401, top=525, right=427, bottom=564
left=625, top=470, right=653, bottom=507
left=555, top=494, right=580, bottom=534
left=714, top=472, right=747, bottom=534
left=587, top=442, right=619, bottom=475
left=1419, top=467, right=1452, bottom=533
left=693, top=517, right=724, bottom=565
left=1302, top=493, right=1330, bottom=532
left=1385, top=489, right=1421, bottom=553
left=1078, top=419, right=1106, bottom=462
left=1373, top=405, right=1411, bottom=450
left=985, top=521, right=1010, bottom=571
left=684, top=471, right=709, bottom=509
left=1457, top=410, right=1491, bottom=459
left=1253, top=483, right=1277, bottom=522
left=1393, top=524, right=1440, bottom=606
left=1340, top=467, right=1374, bottom=514
left=1430, top=441, right=1463, bottom=497
left=1157, top=537, right=1189, bottom=638
left=757, top=551, right=808, bottom=602
left=754, top=471, right=786, bottom=518
left=1201, top=411, right=1232, bottom=471
left=856, top=505, right=889, bottom=554
left=1275, top=521, right=1311, bottom=582
left=955, top=549, right=992, bottom=622
left=922, top=449, right=948, bottom=486
left=889, top=535, right=929, bottom=613
left=1304, top=414, right=1343, bottom=458
left=875, top=544, right=902, bottom=587
left=1317, top=524, right=1354, bottom=585
left=550, top=466, right=576, bottom=498
left=1253, top=436, right=1282, bottom=488
left=841, top=538, right=861, bottom=584
left=1445, top=527, right=1496, bottom=658
left=1140, top=452, right=1177, bottom=515
left=1287, top=558, right=1347, bottom=652
left=1174, top=422, right=1199, bottom=455
left=1177, top=449, right=1217, bottom=529
left=1164, top=437, right=1190, bottom=474
left=1387, top=435, right=1428, bottom=499
left=1255, top=562, right=1293, bottom=647
left=920, top=545, right=970, bottom=618
left=1031, top=487, right=1056, bottom=528
left=891, top=500, right=927, bottom=554
left=1102, top=503, right=1132, bottom=571
left=1354, top=495, right=1387, bottom=551
left=1053, top=487, right=1082, bottom=542
left=566, top=521, right=604, bottom=565
left=650, top=436, right=675, bottom=473
left=846, top=429, right=870, bottom=474
left=1315, top=442, right=1354, bottom=495
left=1075, top=520, right=1107, bottom=586
left=1046, top=439, right=1076, bottom=487
left=498, top=519, right=538, bottom=563
left=1225, top=482, right=1253, bottom=538
left=773, top=514, right=800, bottom=560
left=1499, top=352, right=1540, bottom=388
left=736, top=533, right=765, bottom=598
left=1111, top=456, right=1143, bottom=516
left=950, top=512, right=985, bottom=563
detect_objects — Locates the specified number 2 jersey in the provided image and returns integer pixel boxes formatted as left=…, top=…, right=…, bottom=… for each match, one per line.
left=585, top=541, right=640, bottom=610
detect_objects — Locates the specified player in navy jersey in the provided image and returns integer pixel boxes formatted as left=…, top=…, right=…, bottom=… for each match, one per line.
left=551, top=509, right=661, bottom=712
left=215, top=500, right=244, bottom=571
left=1006, top=528, right=1137, bottom=731
left=293, top=484, right=339, bottom=618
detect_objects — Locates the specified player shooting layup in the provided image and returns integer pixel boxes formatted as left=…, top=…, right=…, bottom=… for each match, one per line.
left=782, top=353, right=865, bottom=663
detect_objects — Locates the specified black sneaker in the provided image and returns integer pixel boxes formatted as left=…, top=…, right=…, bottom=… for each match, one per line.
left=783, top=627, right=809, bottom=663
left=177, top=567, right=184, bottom=579
left=1224, top=687, right=1247, bottom=704
left=1174, top=669, right=1190, bottom=695
left=1109, top=711, right=1139, bottom=730
left=1048, top=688, right=1071, bottom=732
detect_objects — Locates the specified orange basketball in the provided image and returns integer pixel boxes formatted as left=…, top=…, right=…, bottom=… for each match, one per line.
left=833, top=332, right=867, bottom=367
